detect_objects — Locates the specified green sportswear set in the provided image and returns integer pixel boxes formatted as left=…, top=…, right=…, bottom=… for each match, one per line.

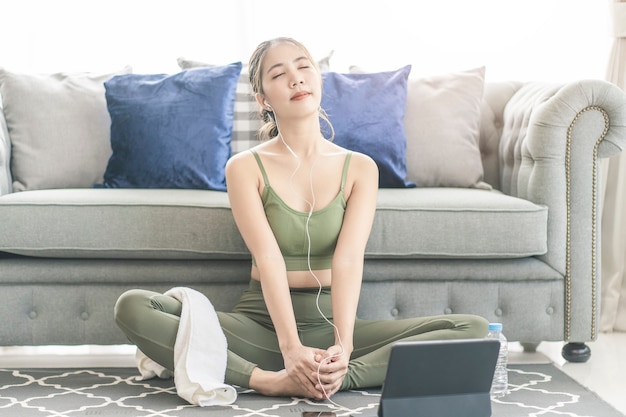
left=114, top=150, right=488, bottom=389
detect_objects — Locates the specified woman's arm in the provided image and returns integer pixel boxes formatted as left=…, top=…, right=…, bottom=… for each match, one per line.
left=331, top=152, right=378, bottom=352
left=315, top=153, right=378, bottom=398
left=225, top=152, right=324, bottom=396
left=225, top=152, right=301, bottom=349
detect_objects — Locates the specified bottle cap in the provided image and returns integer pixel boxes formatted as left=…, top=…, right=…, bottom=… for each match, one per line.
left=488, top=322, right=503, bottom=331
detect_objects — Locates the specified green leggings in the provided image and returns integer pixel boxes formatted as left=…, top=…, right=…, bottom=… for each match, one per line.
left=114, top=280, right=488, bottom=390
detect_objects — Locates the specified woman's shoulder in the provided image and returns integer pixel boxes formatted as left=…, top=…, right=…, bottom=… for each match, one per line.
left=227, top=141, right=269, bottom=163
left=323, top=142, right=377, bottom=175
left=226, top=142, right=278, bottom=178
left=226, top=149, right=252, bottom=168
left=348, top=149, right=375, bottom=164
left=325, top=144, right=378, bottom=186
left=327, top=142, right=373, bottom=164
left=225, top=149, right=259, bottom=181
left=341, top=148, right=378, bottom=175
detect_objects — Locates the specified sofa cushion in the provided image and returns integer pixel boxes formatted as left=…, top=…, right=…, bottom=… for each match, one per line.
left=0, top=189, right=248, bottom=259
left=101, top=63, right=242, bottom=191
left=0, top=188, right=547, bottom=260
left=321, top=65, right=413, bottom=188
left=368, top=188, right=548, bottom=258
left=0, top=67, right=131, bottom=191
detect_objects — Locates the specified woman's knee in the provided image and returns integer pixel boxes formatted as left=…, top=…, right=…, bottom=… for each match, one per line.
left=465, top=314, right=489, bottom=338
left=114, top=289, right=179, bottom=372
left=114, top=289, right=158, bottom=332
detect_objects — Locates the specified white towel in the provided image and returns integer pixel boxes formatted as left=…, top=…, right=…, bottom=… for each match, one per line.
left=135, top=286, right=238, bottom=406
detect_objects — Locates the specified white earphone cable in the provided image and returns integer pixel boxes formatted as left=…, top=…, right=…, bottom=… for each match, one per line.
left=275, top=115, right=347, bottom=409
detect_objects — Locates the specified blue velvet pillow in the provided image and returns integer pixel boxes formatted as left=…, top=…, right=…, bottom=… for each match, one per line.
left=101, top=62, right=242, bottom=190
left=321, top=65, right=413, bottom=188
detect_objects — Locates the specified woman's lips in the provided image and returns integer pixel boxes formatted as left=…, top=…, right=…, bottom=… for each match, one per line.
left=291, top=92, right=310, bottom=101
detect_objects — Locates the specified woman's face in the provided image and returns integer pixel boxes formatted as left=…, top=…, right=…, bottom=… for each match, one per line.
left=259, top=42, right=322, bottom=119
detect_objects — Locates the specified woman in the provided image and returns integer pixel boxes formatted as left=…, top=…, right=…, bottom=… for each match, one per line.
left=114, top=37, right=488, bottom=401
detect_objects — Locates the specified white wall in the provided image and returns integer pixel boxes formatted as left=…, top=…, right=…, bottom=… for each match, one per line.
left=1, top=0, right=612, bottom=82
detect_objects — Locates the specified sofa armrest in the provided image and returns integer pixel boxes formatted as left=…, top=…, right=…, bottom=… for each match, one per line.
left=499, top=80, right=626, bottom=342
left=0, top=106, right=12, bottom=195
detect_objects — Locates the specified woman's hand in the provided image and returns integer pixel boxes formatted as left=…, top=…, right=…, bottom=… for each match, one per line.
left=313, top=344, right=350, bottom=399
left=282, top=344, right=328, bottom=399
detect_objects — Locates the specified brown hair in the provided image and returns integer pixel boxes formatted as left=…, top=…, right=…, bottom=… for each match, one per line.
left=248, top=37, right=334, bottom=142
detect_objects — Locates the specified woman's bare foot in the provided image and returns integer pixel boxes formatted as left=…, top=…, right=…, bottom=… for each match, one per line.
left=249, top=368, right=322, bottom=399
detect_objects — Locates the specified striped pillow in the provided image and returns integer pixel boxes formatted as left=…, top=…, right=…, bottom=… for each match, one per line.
left=231, top=70, right=262, bottom=154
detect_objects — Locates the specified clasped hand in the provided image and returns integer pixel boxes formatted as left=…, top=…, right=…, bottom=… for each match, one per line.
left=283, top=344, right=349, bottom=399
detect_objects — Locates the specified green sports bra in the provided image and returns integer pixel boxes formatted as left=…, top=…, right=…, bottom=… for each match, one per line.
left=250, top=150, right=352, bottom=271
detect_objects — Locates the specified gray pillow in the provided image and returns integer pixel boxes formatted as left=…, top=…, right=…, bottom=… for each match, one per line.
left=404, top=67, right=490, bottom=189
left=0, top=66, right=131, bottom=191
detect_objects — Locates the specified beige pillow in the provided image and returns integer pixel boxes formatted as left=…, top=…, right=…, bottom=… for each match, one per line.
left=404, top=67, right=490, bottom=189
left=0, top=66, right=131, bottom=191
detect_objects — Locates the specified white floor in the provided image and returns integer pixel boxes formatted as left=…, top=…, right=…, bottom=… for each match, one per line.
left=1, top=333, right=625, bottom=415
left=510, top=332, right=626, bottom=416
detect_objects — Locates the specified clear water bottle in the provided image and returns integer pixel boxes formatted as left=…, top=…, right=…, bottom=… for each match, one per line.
left=487, top=322, right=508, bottom=398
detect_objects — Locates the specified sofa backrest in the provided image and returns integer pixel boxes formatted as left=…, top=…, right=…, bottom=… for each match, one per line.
left=478, top=81, right=523, bottom=191
left=0, top=100, right=12, bottom=195
left=0, top=77, right=529, bottom=195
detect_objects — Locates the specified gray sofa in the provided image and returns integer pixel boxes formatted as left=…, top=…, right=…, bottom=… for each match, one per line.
left=1, top=66, right=625, bottom=362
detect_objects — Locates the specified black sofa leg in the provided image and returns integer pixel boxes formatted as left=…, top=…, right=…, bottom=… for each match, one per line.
left=561, top=342, right=591, bottom=363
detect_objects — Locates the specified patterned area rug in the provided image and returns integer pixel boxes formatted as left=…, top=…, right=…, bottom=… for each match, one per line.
left=0, top=364, right=622, bottom=417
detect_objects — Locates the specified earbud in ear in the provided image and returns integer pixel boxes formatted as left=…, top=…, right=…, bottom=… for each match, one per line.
left=264, top=99, right=272, bottom=110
